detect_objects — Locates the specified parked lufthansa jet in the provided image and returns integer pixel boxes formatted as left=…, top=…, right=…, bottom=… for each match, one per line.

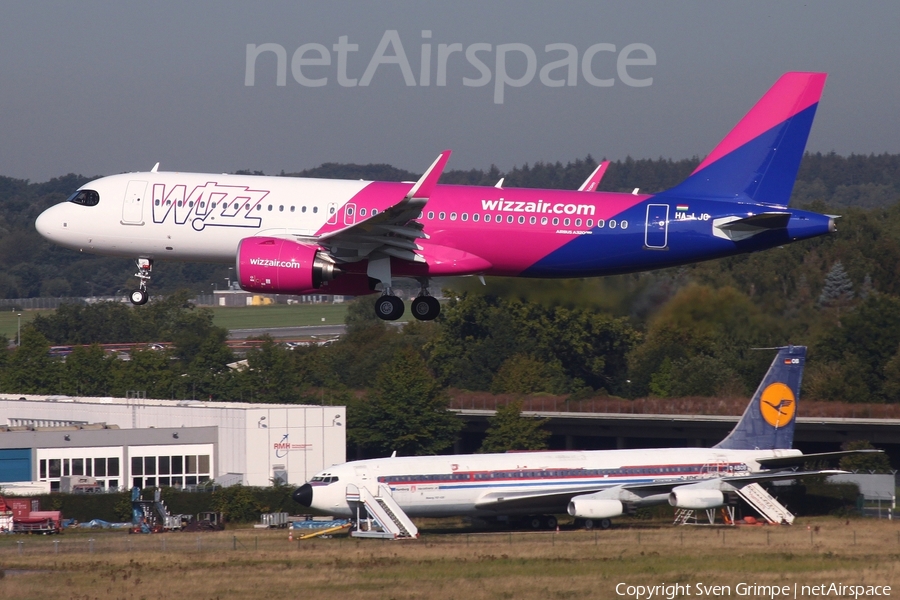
left=36, top=73, right=833, bottom=321
left=293, top=347, right=875, bottom=533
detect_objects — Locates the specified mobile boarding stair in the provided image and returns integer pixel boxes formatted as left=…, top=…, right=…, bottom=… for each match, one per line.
left=673, top=483, right=794, bottom=526
left=346, top=484, right=418, bottom=539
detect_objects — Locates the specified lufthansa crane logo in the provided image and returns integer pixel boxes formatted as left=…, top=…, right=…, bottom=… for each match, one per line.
left=759, top=383, right=796, bottom=428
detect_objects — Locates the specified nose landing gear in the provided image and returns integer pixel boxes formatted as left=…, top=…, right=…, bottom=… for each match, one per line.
left=129, top=258, right=152, bottom=305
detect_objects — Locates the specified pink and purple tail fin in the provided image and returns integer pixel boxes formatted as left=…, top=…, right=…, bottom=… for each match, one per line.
left=661, top=72, right=827, bottom=206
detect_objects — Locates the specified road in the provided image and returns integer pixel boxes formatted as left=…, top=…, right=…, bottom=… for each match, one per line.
left=227, top=325, right=347, bottom=339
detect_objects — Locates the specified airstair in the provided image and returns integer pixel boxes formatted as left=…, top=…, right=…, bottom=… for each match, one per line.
left=346, top=484, right=418, bottom=539
left=736, top=483, right=794, bottom=524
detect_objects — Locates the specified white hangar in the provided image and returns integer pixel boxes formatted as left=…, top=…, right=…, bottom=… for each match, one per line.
left=0, top=394, right=345, bottom=492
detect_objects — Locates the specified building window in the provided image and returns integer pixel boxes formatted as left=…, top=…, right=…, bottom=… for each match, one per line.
left=172, top=456, right=183, bottom=475
left=186, top=476, right=197, bottom=486
left=133, top=477, right=142, bottom=489
left=171, top=477, right=183, bottom=488
left=186, top=456, right=198, bottom=475
left=132, top=456, right=143, bottom=476
left=108, top=457, right=119, bottom=477
left=63, top=459, right=70, bottom=477
left=159, top=456, right=170, bottom=475
left=199, top=455, right=210, bottom=473
left=108, top=479, right=118, bottom=490
left=94, top=458, right=106, bottom=477
left=40, top=459, right=46, bottom=479
left=144, top=456, right=156, bottom=475
left=72, top=458, right=84, bottom=476
left=160, top=477, right=170, bottom=487
left=49, top=459, right=61, bottom=478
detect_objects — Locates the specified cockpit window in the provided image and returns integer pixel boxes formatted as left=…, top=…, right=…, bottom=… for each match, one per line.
left=67, top=190, right=100, bottom=207
left=310, top=475, right=339, bottom=484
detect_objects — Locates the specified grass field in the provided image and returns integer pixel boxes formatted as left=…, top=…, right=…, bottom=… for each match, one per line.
left=1, top=518, right=897, bottom=599
left=208, top=304, right=352, bottom=330
left=0, top=310, right=51, bottom=340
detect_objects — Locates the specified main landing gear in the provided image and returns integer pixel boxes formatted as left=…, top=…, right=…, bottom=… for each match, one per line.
left=373, top=281, right=442, bottom=322
left=129, top=258, right=152, bottom=305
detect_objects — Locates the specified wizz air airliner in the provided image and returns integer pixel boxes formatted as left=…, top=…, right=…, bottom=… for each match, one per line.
left=293, top=347, right=872, bottom=532
left=36, top=72, right=834, bottom=321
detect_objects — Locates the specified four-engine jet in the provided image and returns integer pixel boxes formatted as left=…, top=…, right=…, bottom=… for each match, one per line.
left=293, top=346, right=874, bottom=531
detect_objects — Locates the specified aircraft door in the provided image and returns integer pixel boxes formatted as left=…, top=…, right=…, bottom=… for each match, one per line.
left=326, top=202, right=338, bottom=225
left=343, top=203, right=357, bottom=226
left=644, top=204, right=669, bottom=249
left=122, top=180, right=147, bottom=225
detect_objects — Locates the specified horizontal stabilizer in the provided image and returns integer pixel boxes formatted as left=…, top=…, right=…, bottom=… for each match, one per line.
left=713, top=212, right=790, bottom=242
left=756, top=449, right=885, bottom=470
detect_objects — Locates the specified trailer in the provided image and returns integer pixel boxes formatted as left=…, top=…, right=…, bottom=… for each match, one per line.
left=0, top=496, right=62, bottom=534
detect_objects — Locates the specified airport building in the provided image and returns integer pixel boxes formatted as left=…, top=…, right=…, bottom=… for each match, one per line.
left=0, top=395, right=345, bottom=493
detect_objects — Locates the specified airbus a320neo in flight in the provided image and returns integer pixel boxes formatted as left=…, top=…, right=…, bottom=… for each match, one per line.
left=37, top=72, right=833, bottom=321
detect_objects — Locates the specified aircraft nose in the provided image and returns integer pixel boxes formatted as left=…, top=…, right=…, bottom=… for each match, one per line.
left=34, top=208, right=54, bottom=239
left=293, top=483, right=313, bottom=507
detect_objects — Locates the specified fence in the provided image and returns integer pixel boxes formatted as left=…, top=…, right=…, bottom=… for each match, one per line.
left=2, top=525, right=900, bottom=559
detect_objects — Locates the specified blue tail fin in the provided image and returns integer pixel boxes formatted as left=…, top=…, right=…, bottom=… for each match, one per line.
left=714, top=346, right=805, bottom=450
left=658, top=73, right=827, bottom=206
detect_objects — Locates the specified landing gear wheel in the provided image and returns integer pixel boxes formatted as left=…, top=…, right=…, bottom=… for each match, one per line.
left=582, top=518, right=595, bottom=531
left=599, top=518, right=612, bottom=530
left=544, top=515, right=558, bottom=530
left=130, top=289, right=148, bottom=305
left=528, top=516, right=543, bottom=530
left=374, top=295, right=404, bottom=321
left=411, top=296, right=441, bottom=321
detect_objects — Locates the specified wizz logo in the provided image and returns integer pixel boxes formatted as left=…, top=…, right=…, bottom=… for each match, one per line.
left=152, top=182, right=270, bottom=231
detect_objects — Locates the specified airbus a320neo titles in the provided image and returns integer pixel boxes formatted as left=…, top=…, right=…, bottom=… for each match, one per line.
left=292, top=347, right=879, bottom=534
left=37, top=72, right=834, bottom=321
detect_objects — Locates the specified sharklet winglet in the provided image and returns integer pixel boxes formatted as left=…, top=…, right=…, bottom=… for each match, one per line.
left=406, top=150, right=451, bottom=201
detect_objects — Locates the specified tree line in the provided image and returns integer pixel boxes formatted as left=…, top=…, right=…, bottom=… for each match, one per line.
left=1, top=152, right=899, bottom=298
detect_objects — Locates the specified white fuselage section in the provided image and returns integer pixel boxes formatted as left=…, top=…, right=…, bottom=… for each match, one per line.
left=35, top=172, right=370, bottom=263
left=305, top=447, right=800, bottom=518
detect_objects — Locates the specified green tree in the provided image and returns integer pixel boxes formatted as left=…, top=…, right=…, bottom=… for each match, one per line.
left=235, top=338, right=300, bottom=403
left=2, top=327, right=61, bottom=393
left=813, top=294, right=900, bottom=402
left=478, top=399, right=550, bottom=453
left=211, top=484, right=264, bottom=523
left=490, top=354, right=568, bottom=395
left=348, top=348, right=461, bottom=457
left=838, top=440, right=893, bottom=473
left=628, top=285, right=777, bottom=398
left=60, top=344, right=117, bottom=397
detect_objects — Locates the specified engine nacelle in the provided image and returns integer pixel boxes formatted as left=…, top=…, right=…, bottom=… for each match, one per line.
left=667, top=488, right=725, bottom=510
left=236, top=237, right=339, bottom=294
left=567, top=497, right=624, bottom=519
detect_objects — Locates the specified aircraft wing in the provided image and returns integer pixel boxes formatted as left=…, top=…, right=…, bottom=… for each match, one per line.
left=473, top=469, right=847, bottom=513
left=316, top=151, right=451, bottom=264
left=474, top=485, right=606, bottom=513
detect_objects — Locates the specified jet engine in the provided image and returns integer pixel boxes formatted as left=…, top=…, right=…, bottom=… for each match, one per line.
left=667, top=488, right=725, bottom=510
left=566, top=497, right=624, bottom=519
left=237, top=237, right=340, bottom=294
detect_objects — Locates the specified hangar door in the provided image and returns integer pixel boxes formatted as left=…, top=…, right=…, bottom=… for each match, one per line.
left=0, top=448, right=31, bottom=482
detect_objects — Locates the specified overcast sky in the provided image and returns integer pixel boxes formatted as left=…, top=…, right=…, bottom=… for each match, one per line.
left=2, top=1, right=899, bottom=182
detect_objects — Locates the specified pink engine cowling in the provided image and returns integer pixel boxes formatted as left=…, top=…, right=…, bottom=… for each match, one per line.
left=236, top=237, right=340, bottom=294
